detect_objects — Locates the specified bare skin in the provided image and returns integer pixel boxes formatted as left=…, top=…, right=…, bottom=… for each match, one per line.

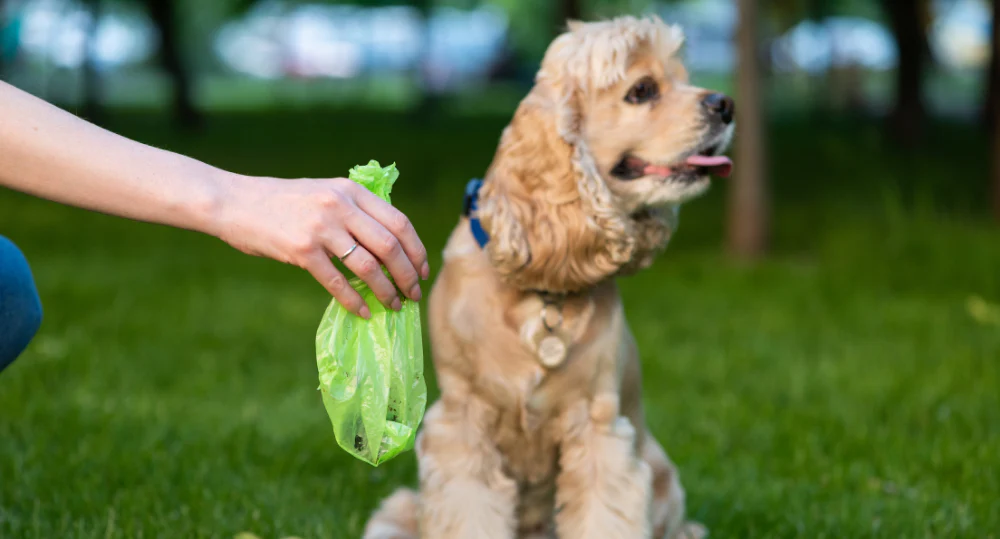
left=0, top=81, right=429, bottom=318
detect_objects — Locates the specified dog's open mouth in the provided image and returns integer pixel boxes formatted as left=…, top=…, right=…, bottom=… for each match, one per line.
left=611, top=148, right=733, bottom=181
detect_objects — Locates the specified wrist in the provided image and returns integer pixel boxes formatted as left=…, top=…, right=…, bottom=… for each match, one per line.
left=204, top=171, right=279, bottom=250
left=189, top=166, right=239, bottom=239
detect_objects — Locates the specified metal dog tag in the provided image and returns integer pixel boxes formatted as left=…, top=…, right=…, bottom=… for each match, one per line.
left=537, top=335, right=567, bottom=368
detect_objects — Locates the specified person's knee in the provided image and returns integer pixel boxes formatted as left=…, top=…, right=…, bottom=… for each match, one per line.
left=0, top=236, right=43, bottom=370
left=10, top=295, right=44, bottom=358
left=21, top=286, right=43, bottom=339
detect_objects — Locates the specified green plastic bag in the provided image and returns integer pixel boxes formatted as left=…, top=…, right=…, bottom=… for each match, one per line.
left=315, top=161, right=426, bottom=466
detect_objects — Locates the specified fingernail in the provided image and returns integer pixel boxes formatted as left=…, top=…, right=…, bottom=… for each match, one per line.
left=391, top=297, right=402, bottom=311
left=409, top=284, right=422, bottom=302
left=359, top=305, right=371, bottom=319
left=421, top=262, right=430, bottom=280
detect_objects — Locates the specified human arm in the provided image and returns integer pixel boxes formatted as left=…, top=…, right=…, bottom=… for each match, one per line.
left=0, top=81, right=427, bottom=318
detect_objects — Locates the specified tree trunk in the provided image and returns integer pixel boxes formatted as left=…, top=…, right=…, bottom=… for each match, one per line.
left=0, top=0, right=8, bottom=80
left=411, top=0, right=437, bottom=121
left=146, top=0, right=201, bottom=129
left=991, top=0, right=1000, bottom=221
left=882, top=0, right=927, bottom=146
left=82, top=0, right=103, bottom=125
left=727, top=0, right=769, bottom=258
left=986, top=0, right=998, bottom=131
left=993, top=109, right=1000, bottom=222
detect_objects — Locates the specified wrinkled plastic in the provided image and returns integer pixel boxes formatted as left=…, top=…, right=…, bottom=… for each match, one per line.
left=315, top=161, right=426, bottom=466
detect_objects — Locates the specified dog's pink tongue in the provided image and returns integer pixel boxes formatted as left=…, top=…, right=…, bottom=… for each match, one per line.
left=685, top=155, right=733, bottom=178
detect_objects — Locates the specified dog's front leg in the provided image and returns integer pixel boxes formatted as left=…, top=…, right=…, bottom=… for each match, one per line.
left=554, top=394, right=653, bottom=539
left=417, top=399, right=518, bottom=539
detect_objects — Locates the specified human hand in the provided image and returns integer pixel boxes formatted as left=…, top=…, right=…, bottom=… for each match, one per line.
left=215, top=175, right=429, bottom=319
left=0, top=79, right=426, bottom=314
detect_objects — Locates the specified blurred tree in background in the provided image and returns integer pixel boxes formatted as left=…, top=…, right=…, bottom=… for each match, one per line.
left=146, top=0, right=201, bottom=128
left=81, top=0, right=102, bottom=124
left=988, top=0, right=999, bottom=130
left=991, top=0, right=999, bottom=220
left=729, top=0, right=768, bottom=258
left=559, top=0, right=580, bottom=25
left=881, top=0, right=930, bottom=146
left=0, top=0, right=6, bottom=79
left=0, top=0, right=996, bottom=228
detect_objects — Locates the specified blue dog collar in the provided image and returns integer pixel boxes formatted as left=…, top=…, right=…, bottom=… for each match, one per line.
left=463, top=178, right=490, bottom=248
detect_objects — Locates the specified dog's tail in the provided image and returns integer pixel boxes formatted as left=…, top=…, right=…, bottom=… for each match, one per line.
left=363, top=488, right=420, bottom=539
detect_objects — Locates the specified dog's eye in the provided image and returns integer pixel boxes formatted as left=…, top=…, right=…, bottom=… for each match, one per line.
left=625, top=77, right=659, bottom=104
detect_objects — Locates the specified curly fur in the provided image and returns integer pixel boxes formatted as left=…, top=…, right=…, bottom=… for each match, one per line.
left=364, top=15, right=731, bottom=539
left=478, top=16, right=685, bottom=293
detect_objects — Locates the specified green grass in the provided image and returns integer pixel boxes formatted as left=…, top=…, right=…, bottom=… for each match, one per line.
left=1, top=109, right=998, bottom=538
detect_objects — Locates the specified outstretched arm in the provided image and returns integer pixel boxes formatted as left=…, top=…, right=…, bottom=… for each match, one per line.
left=0, top=81, right=428, bottom=318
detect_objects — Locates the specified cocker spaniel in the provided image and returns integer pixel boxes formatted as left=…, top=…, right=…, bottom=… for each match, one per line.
left=365, top=15, right=734, bottom=539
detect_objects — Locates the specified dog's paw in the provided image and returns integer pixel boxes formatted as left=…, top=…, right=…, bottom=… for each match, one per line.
left=675, top=521, right=707, bottom=539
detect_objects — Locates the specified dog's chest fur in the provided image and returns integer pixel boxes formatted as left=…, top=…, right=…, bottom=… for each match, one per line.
left=430, top=223, right=634, bottom=487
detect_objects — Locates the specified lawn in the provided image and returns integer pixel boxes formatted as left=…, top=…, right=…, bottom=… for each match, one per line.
left=1, top=107, right=998, bottom=538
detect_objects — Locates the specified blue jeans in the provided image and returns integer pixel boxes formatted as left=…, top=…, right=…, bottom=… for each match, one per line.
left=0, top=236, right=42, bottom=373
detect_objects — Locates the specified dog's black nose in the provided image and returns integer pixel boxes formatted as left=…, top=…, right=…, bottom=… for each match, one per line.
left=702, top=93, right=735, bottom=124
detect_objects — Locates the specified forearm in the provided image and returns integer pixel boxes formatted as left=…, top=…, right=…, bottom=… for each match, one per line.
left=0, top=82, right=430, bottom=314
left=0, top=81, right=228, bottom=236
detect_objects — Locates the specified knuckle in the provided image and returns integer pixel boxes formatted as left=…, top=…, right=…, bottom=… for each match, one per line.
left=308, top=216, right=327, bottom=235
left=398, top=275, right=418, bottom=291
left=389, top=211, right=411, bottom=234
left=316, top=192, right=339, bottom=209
left=336, top=292, right=363, bottom=312
left=359, top=257, right=380, bottom=277
left=328, top=273, right=347, bottom=292
left=332, top=189, right=352, bottom=208
left=380, top=234, right=401, bottom=256
left=332, top=178, right=357, bottom=194
left=290, top=237, right=315, bottom=256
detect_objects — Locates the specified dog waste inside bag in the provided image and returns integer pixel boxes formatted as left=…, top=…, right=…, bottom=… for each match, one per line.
left=315, top=160, right=426, bottom=467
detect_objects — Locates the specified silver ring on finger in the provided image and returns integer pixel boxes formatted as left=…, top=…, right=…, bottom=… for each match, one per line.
left=339, top=241, right=359, bottom=261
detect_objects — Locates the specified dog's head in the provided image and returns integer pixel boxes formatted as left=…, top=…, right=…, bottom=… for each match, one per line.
left=478, top=16, right=734, bottom=293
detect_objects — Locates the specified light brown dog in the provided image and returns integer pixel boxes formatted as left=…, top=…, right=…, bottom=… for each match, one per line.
left=364, top=16, right=734, bottom=539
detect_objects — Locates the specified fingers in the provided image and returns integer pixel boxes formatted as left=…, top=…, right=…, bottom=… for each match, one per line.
left=301, top=253, right=371, bottom=319
left=344, top=208, right=423, bottom=303
left=331, top=232, right=402, bottom=311
left=353, top=188, right=430, bottom=281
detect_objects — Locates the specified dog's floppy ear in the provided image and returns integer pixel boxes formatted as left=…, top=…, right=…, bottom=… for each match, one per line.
left=477, top=79, right=640, bottom=293
left=476, top=22, right=677, bottom=292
